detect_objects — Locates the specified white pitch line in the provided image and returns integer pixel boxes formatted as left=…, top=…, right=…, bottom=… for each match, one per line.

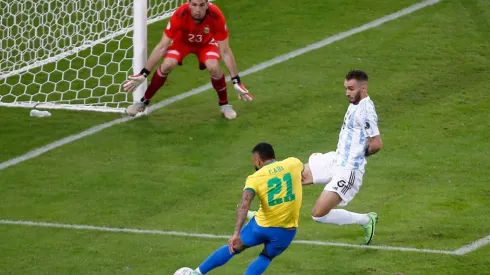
left=0, top=0, right=440, bottom=172
left=0, top=219, right=230, bottom=240
left=293, top=240, right=455, bottom=255
left=0, top=219, right=455, bottom=255
left=453, top=235, right=490, bottom=255
left=0, top=117, right=131, bottom=171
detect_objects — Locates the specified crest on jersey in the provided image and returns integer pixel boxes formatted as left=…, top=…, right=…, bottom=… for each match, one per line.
left=365, top=122, right=370, bottom=129
left=204, top=26, right=210, bottom=34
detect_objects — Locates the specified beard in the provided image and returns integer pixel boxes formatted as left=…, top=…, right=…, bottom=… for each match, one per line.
left=349, top=90, right=362, bottom=104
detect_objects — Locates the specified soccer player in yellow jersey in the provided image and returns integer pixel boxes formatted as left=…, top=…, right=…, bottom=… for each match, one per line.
left=189, top=142, right=304, bottom=275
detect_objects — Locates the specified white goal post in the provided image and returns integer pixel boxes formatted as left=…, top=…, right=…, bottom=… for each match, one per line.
left=0, top=0, right=186, bottom=113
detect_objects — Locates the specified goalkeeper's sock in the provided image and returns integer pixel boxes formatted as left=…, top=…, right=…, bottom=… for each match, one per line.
left=198, top=244, right=235, bottom=274
left=211, top=74, right=228, bottom=106
left=312, top=209, right=370, bottom=225
left=144, top=66, right=167, bottom=101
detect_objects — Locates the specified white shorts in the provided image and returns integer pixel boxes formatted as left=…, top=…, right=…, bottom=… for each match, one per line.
left=308, top=152, right=364, bottom=207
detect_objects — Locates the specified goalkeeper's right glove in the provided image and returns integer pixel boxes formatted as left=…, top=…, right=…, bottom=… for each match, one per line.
left=232, top=75, right=253, bottom=101
left=122, top=68, right=150, bottom=92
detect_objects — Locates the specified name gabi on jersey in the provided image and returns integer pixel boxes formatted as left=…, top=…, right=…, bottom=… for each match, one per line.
left=269, top=166, right=284, bottom=175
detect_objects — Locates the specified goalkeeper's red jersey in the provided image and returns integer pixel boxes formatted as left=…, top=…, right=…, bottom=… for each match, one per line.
left=164, top=3, right=229, bottom=46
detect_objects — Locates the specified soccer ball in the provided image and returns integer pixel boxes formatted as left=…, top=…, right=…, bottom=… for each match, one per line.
left=174, top=267, right=193, bottom=275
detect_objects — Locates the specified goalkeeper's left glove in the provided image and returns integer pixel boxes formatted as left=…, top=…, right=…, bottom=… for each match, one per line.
left=232, top=75, right=253, bottom=101
left=122, top=68, right=150, bottom=92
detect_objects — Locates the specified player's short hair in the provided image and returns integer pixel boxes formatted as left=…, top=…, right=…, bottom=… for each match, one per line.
left=345, top=69, right=368, bottom=82
left=252, top=142, right=275, bottom=160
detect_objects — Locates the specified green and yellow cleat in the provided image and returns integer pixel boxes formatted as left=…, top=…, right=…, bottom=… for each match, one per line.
left=247, top=210, right=257, bottom=220
left=362, top=212, right=378, bottom=245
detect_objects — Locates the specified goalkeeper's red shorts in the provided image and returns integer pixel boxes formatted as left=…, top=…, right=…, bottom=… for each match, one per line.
left=165, top=39, right=220, bottom=70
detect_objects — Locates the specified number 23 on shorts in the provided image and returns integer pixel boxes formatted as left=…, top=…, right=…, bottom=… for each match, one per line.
left=188, top=34, right=203, bottom=43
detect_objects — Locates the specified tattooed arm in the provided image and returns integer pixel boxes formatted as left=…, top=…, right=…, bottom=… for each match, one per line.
left=233, top=189, right=256, bottom=235
left=228, top=188, right=255, bottom=253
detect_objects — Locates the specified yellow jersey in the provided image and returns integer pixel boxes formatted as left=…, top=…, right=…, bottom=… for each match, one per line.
left=243, top=157, right=303, bottom=228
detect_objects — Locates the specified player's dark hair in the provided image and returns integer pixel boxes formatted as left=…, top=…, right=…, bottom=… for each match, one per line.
left=345, top=69, right=368, bottom=82
left=252, top=142, right=275, bottom=161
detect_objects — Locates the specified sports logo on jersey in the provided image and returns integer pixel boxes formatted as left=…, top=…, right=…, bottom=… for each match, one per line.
left=365, top=122, right=370, bottom=129
left=224, top=24, right=227, bottom=30
left=337, top=180, right=346, bottom=188
left=204, top=26, right=210, bottom=34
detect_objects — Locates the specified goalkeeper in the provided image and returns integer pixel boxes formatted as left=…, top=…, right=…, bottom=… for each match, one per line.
left=122, top=0, right=252, bottom=119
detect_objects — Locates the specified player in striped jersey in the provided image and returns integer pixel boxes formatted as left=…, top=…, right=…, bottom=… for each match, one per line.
left=301, top=69, right=383, bottom=245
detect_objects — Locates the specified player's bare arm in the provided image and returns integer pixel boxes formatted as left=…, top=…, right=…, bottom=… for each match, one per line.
left=122, top=33, right=172, bottom=92
left=217, top=38, right=238, bottom=77
left=301, top=163, right=314, bottom=185
left=217, top=38, right=253, bottom=101
left=145, top=33, right=173, bottom=73
left=234, top=189, right=255, bottom=233
left=228, top=189, right=255, bottom=253
left=366, top=135, right=383, bottom=157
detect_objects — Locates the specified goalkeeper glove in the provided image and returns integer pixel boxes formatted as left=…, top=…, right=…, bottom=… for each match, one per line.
left=232, top=75, right=253, bottom=101
left=122, top=68, right=150, bottom=92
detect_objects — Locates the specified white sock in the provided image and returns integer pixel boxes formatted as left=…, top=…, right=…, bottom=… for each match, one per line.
left=312, top=209, right=370, bottom=225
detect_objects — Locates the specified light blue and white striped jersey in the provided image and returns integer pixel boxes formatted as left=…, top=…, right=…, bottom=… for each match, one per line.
left=335, top=96, right=380, bottom=172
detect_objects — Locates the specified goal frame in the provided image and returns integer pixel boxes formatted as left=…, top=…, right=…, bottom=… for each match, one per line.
left=0, top=0, right=182, bottom=113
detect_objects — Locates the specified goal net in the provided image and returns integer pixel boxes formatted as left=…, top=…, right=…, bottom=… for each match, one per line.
left=0, top=0, right=185, bottom=113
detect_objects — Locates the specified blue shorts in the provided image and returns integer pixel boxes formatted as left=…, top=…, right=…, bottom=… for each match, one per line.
left=239, top=217, right=297, bottom=259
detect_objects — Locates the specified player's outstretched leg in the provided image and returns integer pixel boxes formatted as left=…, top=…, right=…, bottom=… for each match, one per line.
left=244, top=254, right=272, bottom=275
left=205, top=59, right=236, bottom=120
left=190, top=245, right=237, bottom=275
left=244, top=226, right=296, bottom=275
left=126, top=58, right=177, bottom=115
left=311, top=191, right=378, bottom=245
